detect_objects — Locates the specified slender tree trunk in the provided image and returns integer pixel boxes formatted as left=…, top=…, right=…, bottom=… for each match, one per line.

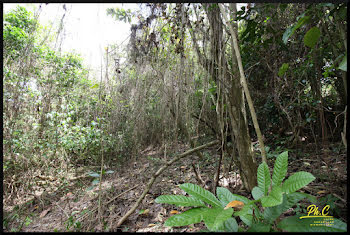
left=203, top=3, right=258, bottom=191
left=219, top=3, right=267, bottom=164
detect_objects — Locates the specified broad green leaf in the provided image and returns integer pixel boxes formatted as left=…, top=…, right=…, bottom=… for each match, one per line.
left=261, top=185, right=283, bottom=207
left=234, top=203, right=253, bottom=217
left=282, top=171, right=315, bottom=193
left=278, top=63, right=289, bottom=77
left=202, top=207, right=233, bottom=231
left=90, top=84, right=99, bottom=89
left=216, top=187, right=250, bottom=207
left=221, top=217, right=238, bottom=232
left=263, top=192, right=303, bottom=223
left=277, top=215, right=347, bottom=232
left=257, top=162, right=271, bottom=196
left=251, top=186, right=264, bottom=200
left=164, top=207, right=209, bottom=227
left=180, top=183, right=221, bottom=208
left=338, top=55, right=347, bottom=71
left=239, top=214, right=253, bottom=227
left=155, top=195, right=206, bottom=207
left=247, top=223, right=271, bottom=232
left=272, top=151, right=288, bottom=186
left=263, top=192, right=316, bottom=223
left=303, top=27, right=321, bottom=48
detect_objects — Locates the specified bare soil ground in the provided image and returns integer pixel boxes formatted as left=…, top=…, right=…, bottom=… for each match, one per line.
left=3, top=142, right=347, bottom=232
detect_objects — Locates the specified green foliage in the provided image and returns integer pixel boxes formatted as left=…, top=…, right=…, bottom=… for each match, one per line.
left=156, top=151, right=346, bottom=232
left=277, top=63, right=289, bottom=77
left=338, top=55, right=347, bottom=71
left=277, top=215, right=347, bottom=232
left=271, top=151, right=288, bottom=186
left=156, top=183, right=239, bottom=231
left=303, top=26, right=321, bottom=48
left=155, top=195, right=206, bottom=207
left=281, top=171, right=315, bottom=194
left=106, top=7, right=133, bottom=23
left=257, top=162, right=271, bottom=196
left=164, top=207, right=209, bottom=227
left=3, top=6, right=37, bottom=57
left=282, top=14, right=310, bottom=44
left=179, top=183, right=222, bottom=208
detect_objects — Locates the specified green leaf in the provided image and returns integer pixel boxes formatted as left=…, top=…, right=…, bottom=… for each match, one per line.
left=221, top=217, right=238, bottom=232
left=164, top=207, right=209, bottom=227
left=202, top=207, right=233, bottom=231
left=295, top=15, right=310, bottom=29
left=257, top=162, right=271, bottom=196
left=216, top=187, right=250, bottom=207
left=303, top=27, right=321, bottom=48
left=88, top=172, right=100, bottom=178
left=338, top=55, right=347, bottom=71
left=92, top=179, right=99, bottom=185
left=282, top=27, right=294, bottom=44
left=180, top=183, right=221, bottom=208
left=277, top=215, right=347, bottom=232
left=251, top=186, right=264, bottom=200
left=261, top=186, right=283, bottom=207
left=240, top=214, right=253, bottom=227
left=272, top=151, right=288, bottom=187
left=263, top=192, right=306, bottom=223
left=234, top=202, right=254, bottom=216
left=278, top=63, right=289, bottom=77
left=282, top=15, right=310, bottom=44
left=247, top=223, right=271, bottom=232
left=282, top=171, right=315, bottom=194
left=90, top=84, right=99, bottom=89
left=155, top=195, right=206, bottom=207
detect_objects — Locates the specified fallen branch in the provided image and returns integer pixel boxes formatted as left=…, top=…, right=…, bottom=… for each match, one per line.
left=116, top=140, right=219, bottom=228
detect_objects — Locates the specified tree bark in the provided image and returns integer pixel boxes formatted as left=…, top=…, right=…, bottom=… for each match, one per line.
left=219, top=3, right=267, bottom=164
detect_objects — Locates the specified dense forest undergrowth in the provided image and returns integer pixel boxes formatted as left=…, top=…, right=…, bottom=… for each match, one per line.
left=3, top=3, right=347, bottom=232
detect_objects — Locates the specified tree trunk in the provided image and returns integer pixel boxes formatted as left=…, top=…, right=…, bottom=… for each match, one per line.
left=202, top=3, right=258, bottom=191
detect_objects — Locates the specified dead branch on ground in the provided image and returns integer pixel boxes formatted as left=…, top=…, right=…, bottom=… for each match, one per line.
left=115, top=140, right=219, bottom=228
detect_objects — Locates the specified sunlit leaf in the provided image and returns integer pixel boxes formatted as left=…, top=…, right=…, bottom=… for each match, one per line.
left=90, top=84, right=99, bottom=89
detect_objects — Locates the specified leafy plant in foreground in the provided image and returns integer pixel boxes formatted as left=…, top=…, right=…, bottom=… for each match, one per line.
left=155, top=151, right=347, bottom=232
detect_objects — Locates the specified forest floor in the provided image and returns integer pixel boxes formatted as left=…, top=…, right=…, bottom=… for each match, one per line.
left=3, top=141, right=347, bottom=232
